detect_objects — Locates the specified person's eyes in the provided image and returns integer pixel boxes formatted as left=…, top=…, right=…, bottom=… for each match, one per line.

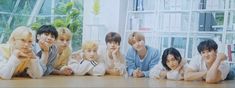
left=166, top=60, right=170, bottom=63
left=51, top=35, right=55, bottom=38
left=28, top=40, right=32, bottom=44
left=201, top=51, right=206, bottom=54
left=60, top=39, right=65, bottom=41
left=20, top=39, right=25, bottom=42
left=114, top=42, right=119, bottom=45
left=44, top=33, right=49, bottom=36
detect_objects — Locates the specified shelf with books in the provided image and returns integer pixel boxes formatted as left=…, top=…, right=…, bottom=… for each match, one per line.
left=126, top=30, right=190, bottom=35
left=191, top=9, right=226, bottom=13
left=127, top=13, right=155, bottom=31
left=128, top=10, right=155, bottom=14
left=191, top=0, right=226, bottom=10
left=123, top=0, right=235, bottom=61
left=128, top=0, right=156, bottom=11
left=158, top=12, right=190, bottom=32
left=190, top=31, right=224, bottom=34
left=159, top=10, right=190, bottom=13
left=158, top=0, right=191, bottom=11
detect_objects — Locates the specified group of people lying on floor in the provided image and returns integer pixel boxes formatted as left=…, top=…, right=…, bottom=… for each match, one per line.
left=0, top=25, right=234, bottom=84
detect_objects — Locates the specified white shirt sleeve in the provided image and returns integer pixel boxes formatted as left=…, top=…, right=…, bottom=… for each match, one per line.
left=0, top=54, right=20, bottom=80
left=68, top=59, right=93, bottom=76
left=219, top=61, right=230, bottom=80
left=26, top=58, right=43, bottom=79
left=167, top=70, right=180, bottom=80
left=89, top=62, right=106, bottom=76
left=149, top=63, right=165, bottom=79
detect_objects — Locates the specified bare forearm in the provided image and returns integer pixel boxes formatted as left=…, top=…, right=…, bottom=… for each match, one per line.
left=106, top=69, right=120, bottom=76
left=184, top=71, right=206, bottom=81
left=41, top=52, right=49, bottom=64
left=206, top=59, right=221, bottom=83
left=51, top=69, right=62, bottom=75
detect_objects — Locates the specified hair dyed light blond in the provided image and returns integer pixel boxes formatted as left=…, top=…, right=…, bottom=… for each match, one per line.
left=7, top=26, right=33, bottom=45
left=81, top=41, right=99, bottom=60
left=128, top=32, right=145, bottom=45
left=82, top=41, right=98, bottom=52
left=57, top=27, right=72, bottom=40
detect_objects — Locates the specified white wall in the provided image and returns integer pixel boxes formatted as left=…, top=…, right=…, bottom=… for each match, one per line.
left=83, top=0, right=127, bottom=45
left=83, top=0, right=127, bottom=32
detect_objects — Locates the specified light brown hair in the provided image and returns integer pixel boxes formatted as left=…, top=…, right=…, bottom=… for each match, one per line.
left=128, top=32, right=145, bottom=46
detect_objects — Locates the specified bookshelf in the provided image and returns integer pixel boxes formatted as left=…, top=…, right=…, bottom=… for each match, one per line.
left=123, top=0, right=235, bottom=62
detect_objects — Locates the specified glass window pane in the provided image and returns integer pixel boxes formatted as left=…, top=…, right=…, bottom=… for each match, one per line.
left=0, top=0, right=17, bottom=12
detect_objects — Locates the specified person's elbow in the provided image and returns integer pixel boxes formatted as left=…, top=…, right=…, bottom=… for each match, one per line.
left=32, top=71, right=44, bottom=79
left=205, top=77, right=220, bottom=84
left=0, top=75, right=12, bottom=80
left=184, top=72, right=192, bottom=81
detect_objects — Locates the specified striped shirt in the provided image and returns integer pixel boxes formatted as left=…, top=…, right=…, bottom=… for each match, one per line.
left=33, top=43, right=58, bottom=76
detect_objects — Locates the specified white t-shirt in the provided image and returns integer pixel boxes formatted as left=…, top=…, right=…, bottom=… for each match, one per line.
left=99, top=48, right=126, bottom=75
left=188, top=55, right=230, bottom=80
left=150, top=61, right=187, bottom=80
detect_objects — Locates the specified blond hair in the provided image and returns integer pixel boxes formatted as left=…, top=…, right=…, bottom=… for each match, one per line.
left=128, top=32, right=145, bottom=45
left=57, top=27, right=72, bottom=40
left=81, top=41, right=99, bottom=60
left=82, top=41, right=98, bottom=52
left=7, top=26, right=33, bottom=45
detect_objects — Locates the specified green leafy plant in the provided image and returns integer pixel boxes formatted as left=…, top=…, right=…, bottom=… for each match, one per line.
left=53, top=2, right=81, bottom=33
left=31, top=22, right=41, bottom=31
left=93, top=0, right=100, bottom=15
left=53, top=1, right=83, bottom=51
left=53, top=19, right=66, bottom=28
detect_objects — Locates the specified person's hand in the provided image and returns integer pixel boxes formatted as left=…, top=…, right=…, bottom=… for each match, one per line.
left=13, top=48, right=35, bottom=59
left=39, top=38, right=49, bottom=52
left=12, top=48, right=24, bottom=58
left=107, top=68, right=120, bottom=76
left=87, top=57, right=93, bottom=61
left=26, top=48, right=37, bottom=59
left=88, top=57, right=97, bottom=61
left=175, top=58, right=186, bottom=71
left=60, top=67, right=73, bottom=76
left=133, top=68, right=144, bottom=78
left=112, top=45, right=120, bottom=57
left=217, top=53, right=227, bottom=62
left=136, top=70, right=144, bottom=77
left=72, top=52, right=82, bottom=62
left=133, top=69, right=138, bottom=78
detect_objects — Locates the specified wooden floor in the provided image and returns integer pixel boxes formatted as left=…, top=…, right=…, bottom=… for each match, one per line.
left=0, top=75, right=234, bottom=88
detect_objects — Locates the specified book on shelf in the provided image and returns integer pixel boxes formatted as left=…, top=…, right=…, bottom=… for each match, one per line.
left=133, top=0, right=144, bottom=11
left=129, top=15, right=144, bottom=31
left=227, top=44, right=235, bottom=62
left=198, top=13, right=217, bottom=31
